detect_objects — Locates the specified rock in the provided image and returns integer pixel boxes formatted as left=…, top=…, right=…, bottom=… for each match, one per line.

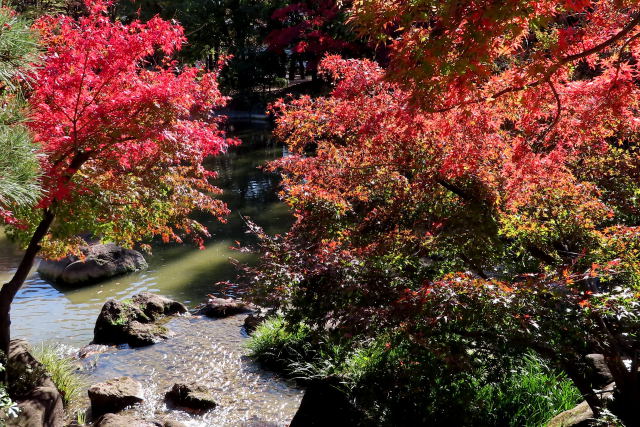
left=124, top=321, right=171, bottom=347
left=290, top=379, right=368, bottom=427
left=93, top=414, right=160, bottom=427
left=8, top=387, right=64, bottom=427
left=5, top=340, right=64, bottom=427
left=243, top=311, right=268, bottom=335
left=132, top=292, right=187, bottom=321
left=88, top=377, right=144, bottom=417
left=38, top=243, right=147, bottom=286
left=93, top=293, right=186, bottom=347
left=547, top=383, right=614, bottom=427
left=196, top=297, right=253, bottom=318
left=164, top=383, right=217, bottom=411
left=162, top=421, right=187, bottom=427
left=93, top=300, right=149, bottom=346
left=546, top=400, right=593, bottom=427
left=585, top=354, right=614, bottom=389
left=78, top=344, right=111, bottom=359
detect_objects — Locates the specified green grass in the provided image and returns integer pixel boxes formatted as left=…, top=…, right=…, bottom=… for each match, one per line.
left=246, top=316, right=312, bottom=367
left=478, top=354, right=583, bottom=427
left=32, top=344, right=86, bottom=408
left=248, top=316, right=583, bottom=426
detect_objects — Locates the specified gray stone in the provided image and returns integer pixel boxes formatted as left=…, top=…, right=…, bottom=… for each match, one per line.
left=196, top=297, right=253, bottom=318
left=38, top=243, right=147, bottom=286
left=546, top=400, right=593, bottom=427
left=164, top=383, right=217, bottom=411
left=547, top=383, right=614, bottom=427
left=93, top=414, right=160, bottom=427
left=132, top=292, right=187, bottom=321
left=124, top=321, right=171, bottom=347
left=93, top=293, right=186, bottom=347
left=6, top=387, right=64, bottom=427
left=88, top=377, right=144, bottom=417
left=5, top=340, right=64, bottom=427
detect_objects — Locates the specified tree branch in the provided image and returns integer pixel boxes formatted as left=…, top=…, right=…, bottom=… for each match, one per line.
left=430, top=11, right=640, bottom=113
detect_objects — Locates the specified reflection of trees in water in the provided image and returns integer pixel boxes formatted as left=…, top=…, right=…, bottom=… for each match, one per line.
left=208, top=130, right=286, bottom=207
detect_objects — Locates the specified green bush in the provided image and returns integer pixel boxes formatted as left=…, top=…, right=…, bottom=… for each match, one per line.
left=248, top=317, right=582, bottom=426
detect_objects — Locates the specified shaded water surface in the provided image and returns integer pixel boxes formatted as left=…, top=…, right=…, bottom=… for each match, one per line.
left=0, top=127, right=302, bottom=425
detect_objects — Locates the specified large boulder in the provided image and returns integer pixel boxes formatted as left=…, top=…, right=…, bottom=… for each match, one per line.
left=93, top=292, right=187, bottom=347
left=4, top=340, right=64, bottom=427
left=88, top=377, right=144, bottom=417
left=196, top=297, right=253, bottom=318
left=38, top=243, right=147, bottom=286
left=124, top=321, right=172, bottom=347
left=164, top=383, right=217, bottom=412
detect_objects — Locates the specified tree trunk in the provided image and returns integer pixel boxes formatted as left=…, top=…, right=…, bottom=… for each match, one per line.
left=0, top=209, right=55, bottom=361
left=562, top=361, right=604, bottom=418
left=0, top=151, right=87, bottom=372
left=610, top=371, right=640, bottom=426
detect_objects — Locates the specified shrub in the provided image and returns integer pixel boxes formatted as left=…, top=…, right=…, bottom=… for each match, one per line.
left=0, top=362, right=19, bottom=420
left=248, top=317, right=581, bottom=426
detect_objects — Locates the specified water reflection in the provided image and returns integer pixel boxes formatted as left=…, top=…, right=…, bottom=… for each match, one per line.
left=1, top=128, right=290, bottom=346
left=0, top=128, right=302, bottom=425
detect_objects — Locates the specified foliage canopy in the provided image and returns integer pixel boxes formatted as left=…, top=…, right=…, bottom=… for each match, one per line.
left=247, top=0, right=640, bottom=423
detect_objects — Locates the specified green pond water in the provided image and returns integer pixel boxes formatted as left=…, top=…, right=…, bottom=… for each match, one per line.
left=0, top=126, right=304, bottom=426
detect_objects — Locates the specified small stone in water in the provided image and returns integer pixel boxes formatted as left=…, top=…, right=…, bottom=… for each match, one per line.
left=196, top=297, right=254, bottom=318
left=88, top=377, right=144, bottom=417
left=165, top=382, right=217, bottom=412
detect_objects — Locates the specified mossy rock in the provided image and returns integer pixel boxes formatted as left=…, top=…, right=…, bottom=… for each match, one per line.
left=93, top=293, right=187, bottom=347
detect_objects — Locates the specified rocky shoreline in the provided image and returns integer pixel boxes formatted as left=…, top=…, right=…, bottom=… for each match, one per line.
left=4, top=290, right=280, bottom=427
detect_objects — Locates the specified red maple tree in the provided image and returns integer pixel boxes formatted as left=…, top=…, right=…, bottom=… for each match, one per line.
left=252, top=1, right=640, bottom=421
left=0, top=0, right=236, bottom=357
left=265, top=0, right=355, bottom=77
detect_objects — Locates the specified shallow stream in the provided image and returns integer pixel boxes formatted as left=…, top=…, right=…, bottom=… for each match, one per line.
left=0, top=126, right=303, bottom=426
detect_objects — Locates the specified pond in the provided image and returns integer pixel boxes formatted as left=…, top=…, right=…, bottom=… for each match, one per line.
left=0, top=125, right=303, bottom=426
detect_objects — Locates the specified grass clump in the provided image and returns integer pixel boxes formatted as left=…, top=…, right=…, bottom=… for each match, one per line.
left=478, top=354, right=583, bottom=427
left=246, top=316, right=312, bottom=371
left=32, top=344, right=86, bottom=408
left=248, top=316, right=582, bottom=426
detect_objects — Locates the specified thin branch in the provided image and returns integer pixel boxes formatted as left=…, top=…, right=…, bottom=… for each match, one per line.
left=534, top=79, right=562, bottom=146
left=562, top=12, right=640, bottom=63
left=609, top=31, right=640, bottom=92
left=430, top=11, right=640, bottom=114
